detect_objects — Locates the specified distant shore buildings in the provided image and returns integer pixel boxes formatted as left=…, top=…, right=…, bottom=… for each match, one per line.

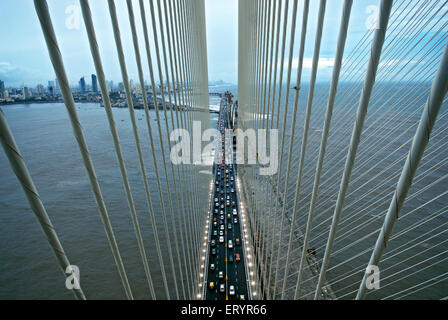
left=0, top=76, right=188, bottom=110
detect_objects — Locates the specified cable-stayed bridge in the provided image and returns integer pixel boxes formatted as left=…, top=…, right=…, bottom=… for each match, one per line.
left=0, top=0, right=447, bottom=300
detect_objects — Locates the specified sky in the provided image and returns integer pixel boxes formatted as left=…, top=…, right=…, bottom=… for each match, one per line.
left=0, top=0, right=439, bottom=88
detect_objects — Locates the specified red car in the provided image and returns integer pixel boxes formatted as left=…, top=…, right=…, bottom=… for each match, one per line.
left=235, top=253, right=240, bottom=262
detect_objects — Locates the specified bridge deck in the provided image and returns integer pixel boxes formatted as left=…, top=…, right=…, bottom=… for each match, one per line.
left=204, top=97, right=251, bottom=301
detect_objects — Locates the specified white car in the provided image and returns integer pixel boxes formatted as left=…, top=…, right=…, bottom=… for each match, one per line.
left=229, top=285, right=235, bottom=296
left=233, top=209, right=237, bottom=216
left=220, top=284, right=225, bottom=293
left=219, top=236, right=224, bottom=243
left=228, top=240, right=233, bottom=249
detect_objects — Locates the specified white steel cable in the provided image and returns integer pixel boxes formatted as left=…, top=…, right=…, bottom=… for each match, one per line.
left=0, top=109, right=86, bottom=300
left=79, top=0, right=156, bottom=299
left=314, top=0, right=393, bottom=300
left=293, top=0, right=353, bottom=299
left=33, top=0, right=133, bottom=300
left=356, top=38, right=448, bottom=300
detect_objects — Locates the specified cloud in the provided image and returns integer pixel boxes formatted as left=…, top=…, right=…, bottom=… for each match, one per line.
left=0, top=62, right=14, bottom=73
left=0, top=61, right=48, bottom=86
left=281, top=57, right=335, bottom=70
left=303, top=57, right=335, bottom=69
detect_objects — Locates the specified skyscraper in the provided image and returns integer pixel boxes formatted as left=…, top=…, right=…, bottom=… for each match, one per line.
left=48, top=80, right=55, bottom=96
left=91, top=74, right=98, bottom=93
left=79, top=77, right=86, bottom=94
left=0, top=80, right=5, bottom=98
left=54, top=78, right=60, bottom=94
left=22, top=86, right=31, bottom=99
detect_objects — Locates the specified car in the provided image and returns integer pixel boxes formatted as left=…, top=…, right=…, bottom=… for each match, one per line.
left=214, top=209, right=218, bottom=214
left=219, top=231, right=224, bottom=236
left=231, top=189, right=235, bottom=193
left=236, top=253, right=240, bottom=262
left=229, top=285, right=235, bottom=296
left=214, top=197, right=218, bottom=202
left=220, top=204, right=224, bottom=209
left=227, top=224, right=232, bottom=230
left=239, top=295, right=245, bottom=300
left=220, top=225, right=225, bottom=230
left=211, top=240, right=216, bottom=247
left=228, top=255, right=234, bottom=263
left=209, top=282, right=215, bottom=290
left=216, top=187, right=220, bottom=192
left=215, top=202, right=219, bottom=207
left=231, top=176, right=234, bottom=181
left=235, top=238, right=240, bottom=246
left=228, top=240, right=233, bottom=249
left=220, top=215, right=224, bottom=220
left=210, top=263, right=215, bottom=271
left=219, top=284, right=225, bottom=293
left=227, top=213, right=231, bottom=219
left=215, top=181, right=219, bottom=185
left=211, top=248, right=216, bottom=255
left=213, top=217, right=217, bottom=222
left=213, top=221, right=217, bottom=228
left=213, top=230, right=217, bottom=236
left=234, top=218, right=238, bottom=224
left=219, top=236, right=224, bottom=243
left=218, top=271, right=224, bottom=279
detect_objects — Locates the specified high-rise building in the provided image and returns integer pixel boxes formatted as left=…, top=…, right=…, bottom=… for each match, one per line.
left=48, top=80, right=55, bottom=96
left=91, top=74, right=98, bottom=93
left=22, top=86, right=32, bottom=99
left=135, top=84, right=141, bottom=95
left=36, top=84, right=45, bottom=95
left=79, top=77, right=86, bottom=94
left=0, top=80, right=4, bottom=98
left=54, top=78, right=60, bottom=94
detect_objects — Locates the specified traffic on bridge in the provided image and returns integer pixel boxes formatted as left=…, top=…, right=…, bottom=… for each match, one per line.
left=204, top=96, right=251, bottom=301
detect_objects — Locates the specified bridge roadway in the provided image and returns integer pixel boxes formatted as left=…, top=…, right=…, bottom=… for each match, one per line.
left=204, top=97, right=250, bottom=301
